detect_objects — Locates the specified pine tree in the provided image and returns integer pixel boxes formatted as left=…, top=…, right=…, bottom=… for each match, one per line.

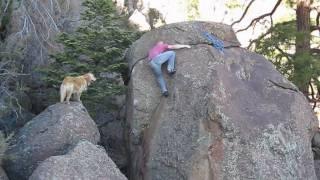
left=42, top=0, right=140, bottom=113
left=233, top=0, right=320, bottom=107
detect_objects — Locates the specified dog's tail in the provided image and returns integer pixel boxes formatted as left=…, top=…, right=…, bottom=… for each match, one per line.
left=60, top=84, right=67, bottom=103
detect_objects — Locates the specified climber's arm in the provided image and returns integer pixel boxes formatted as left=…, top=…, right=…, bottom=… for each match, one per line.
left=168, top=44, right=191, bottom=49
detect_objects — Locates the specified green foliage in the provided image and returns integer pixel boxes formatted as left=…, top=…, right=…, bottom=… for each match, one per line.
left=284, top=0, right=296, bottom=8
left=292, top=53, right=316, bottom=90
left=187, top=0, right=199, bottom=20
left=41, top=0, right=140, bottom=114
left=225, top=0, right=242, bottom=9
left=254, top=21, right=296, bottom=77
left=148, top=8, right=166, bottom=29
left=253, top=20, right=320, bottom=91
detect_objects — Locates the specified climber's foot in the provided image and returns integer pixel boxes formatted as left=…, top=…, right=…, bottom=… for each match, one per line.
left=162, top=91, right=169, bottom=97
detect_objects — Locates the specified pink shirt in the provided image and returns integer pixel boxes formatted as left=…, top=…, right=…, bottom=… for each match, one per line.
left=148, top=43, right=169, bottom=60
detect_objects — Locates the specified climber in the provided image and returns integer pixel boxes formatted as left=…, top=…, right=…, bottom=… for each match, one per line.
left=148, top=41, right=191, bottom=97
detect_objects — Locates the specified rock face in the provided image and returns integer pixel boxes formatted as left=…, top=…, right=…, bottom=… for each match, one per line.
left=99, top=115, right=128, bottom=172
left=315, top=160, right=320, bottom=179
left=29, top=140, right=127, bottom=180
left=0, top=167, right=8, bottom=180
left=3, top=102, right=100, bottom=180
left=0, top=92, right=34, bottom=135
left=7, top=0, right=84, bottom=74
left=313, top=131, right=320, bottom=159
left=4, top=0, right=84, bottom=113
left=95, top=95, right=128, bottom=172
left=126, top=21, right=318, bottom=180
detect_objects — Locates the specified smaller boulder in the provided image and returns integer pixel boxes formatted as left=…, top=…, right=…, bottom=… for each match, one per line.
left=3, top=102, right=100, bottom=180
left=29, top=140, right=127, bottom=180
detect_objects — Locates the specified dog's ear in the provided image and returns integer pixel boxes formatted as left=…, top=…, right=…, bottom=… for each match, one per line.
left=83, top=73, right=96, bottom=85
left=83, top=73, right=91, bottom=83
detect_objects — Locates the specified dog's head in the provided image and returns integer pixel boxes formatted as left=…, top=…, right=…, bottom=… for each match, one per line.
left=83, top=73, right=96, bottom=85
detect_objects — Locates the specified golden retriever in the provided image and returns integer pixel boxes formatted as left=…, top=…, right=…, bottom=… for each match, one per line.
left=60, top=73, right=96, bottom=104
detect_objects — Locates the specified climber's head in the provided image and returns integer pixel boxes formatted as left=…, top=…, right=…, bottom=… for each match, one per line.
left=157, top=41, right=164, bottom=45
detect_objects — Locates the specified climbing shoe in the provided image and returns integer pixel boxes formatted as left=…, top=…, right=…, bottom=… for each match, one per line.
left=162, top=91, right=169, bottom=97
left=168, top=69, right=176, bottom=76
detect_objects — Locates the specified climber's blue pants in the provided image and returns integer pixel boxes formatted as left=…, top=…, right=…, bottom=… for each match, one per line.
left=149, top=51, right=176, bottom=93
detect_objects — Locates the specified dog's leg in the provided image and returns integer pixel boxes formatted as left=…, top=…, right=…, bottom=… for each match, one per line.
left=66, top=90, right=72, bottom=104
left=76, top=92, right=81, bottom=102
left=60, top=85, right=66, bottom=103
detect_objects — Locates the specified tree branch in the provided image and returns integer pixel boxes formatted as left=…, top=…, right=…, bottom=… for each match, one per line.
left=247, top=27, right=273, bottom=49
left=315, top=6, right=320, bottom=27
left=231, top=0, right=255, bottom=27
left=309, top=81, right=317, bottom=109
left=236, top=0, right=282, bottom=33
left=3, top=0, right=11, bottom=14
left=311, top=48, right=320, bottom=54
left=310, top=25, right=320, bottom=31
left=275, top=45, right=293, bottom=59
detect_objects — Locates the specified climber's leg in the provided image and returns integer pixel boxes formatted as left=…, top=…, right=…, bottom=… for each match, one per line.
left=149, top=60, right=168, bottom=94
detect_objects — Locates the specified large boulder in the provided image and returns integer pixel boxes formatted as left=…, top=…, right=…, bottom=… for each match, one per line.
left=3, top=102, right=100, bottom=180
left=126, top=21, right=318, bottom=180
left=29, top=140, right=127, bottom=180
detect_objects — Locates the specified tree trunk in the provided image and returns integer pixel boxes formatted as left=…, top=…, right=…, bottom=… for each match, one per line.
left=296, top=0, right=311, bottom=54
left=295, top=0, right=311, bottom=93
